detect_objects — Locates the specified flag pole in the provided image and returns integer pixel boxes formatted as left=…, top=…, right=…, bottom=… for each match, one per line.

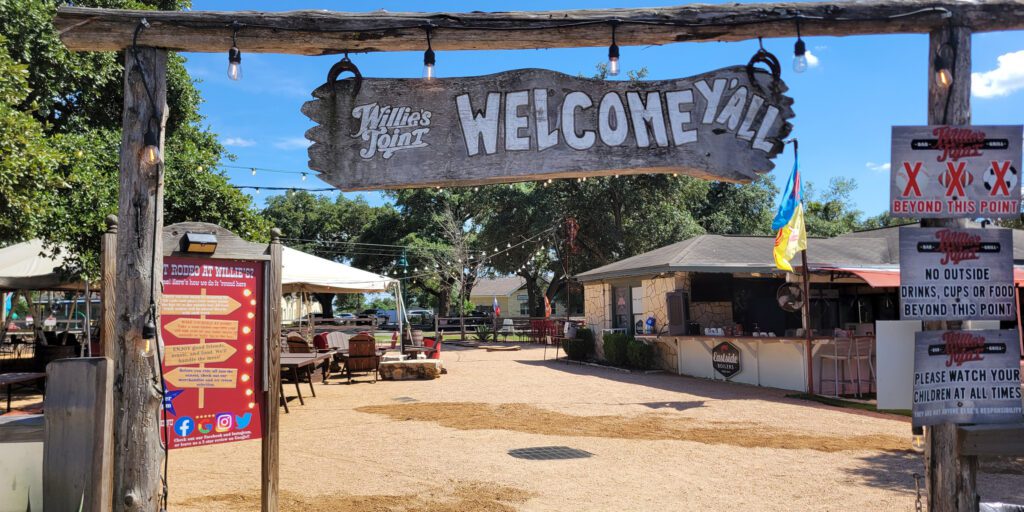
left=791, top=138, right=815, bottom=396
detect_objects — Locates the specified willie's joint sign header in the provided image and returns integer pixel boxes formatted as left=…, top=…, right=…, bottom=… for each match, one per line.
left=890, top=125, right=1023, bottom=219
left=303, top=67, right=794, bottom=191
left=899, top=227, right=1015, bottom=321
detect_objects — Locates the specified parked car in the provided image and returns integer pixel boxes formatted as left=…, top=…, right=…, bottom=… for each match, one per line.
left=357, top=309, right=385, bottom=326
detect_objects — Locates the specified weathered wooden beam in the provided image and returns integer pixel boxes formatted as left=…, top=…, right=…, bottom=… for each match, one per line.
left=262, top=228, right=283, bottom=512
left=100, top=215, right=117, bottom=357
left=922, top=23, right=975, bottom=512
left=112, top=46, right=166, bottom=512
left=44, top=358, right=114, bottom=512
left=55, top=1, right=1024, bottom=55
left=958, top=423, right=1024, bottom=457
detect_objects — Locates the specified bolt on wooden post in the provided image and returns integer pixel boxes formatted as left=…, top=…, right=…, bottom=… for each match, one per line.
left=112, top=46, right=167, bottom=512
left=923, top=23, right=977, bottom=512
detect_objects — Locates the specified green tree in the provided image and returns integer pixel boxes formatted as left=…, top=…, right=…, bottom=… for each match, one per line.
left=0, top=36, right=62, bottom=244
left=803, top=177, right=864, bottom=237
left=0, top=0, right=268, bottom=278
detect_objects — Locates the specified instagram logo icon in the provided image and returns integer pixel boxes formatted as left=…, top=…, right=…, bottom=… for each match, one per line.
left=214, top=413, right=233, bottom=433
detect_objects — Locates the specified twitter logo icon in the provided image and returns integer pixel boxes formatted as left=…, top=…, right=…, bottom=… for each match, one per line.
left=235, top=413, right=252, bottom=429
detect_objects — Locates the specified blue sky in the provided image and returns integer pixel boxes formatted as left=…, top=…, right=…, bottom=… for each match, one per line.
left=183, top=0, right=1024, bottom=218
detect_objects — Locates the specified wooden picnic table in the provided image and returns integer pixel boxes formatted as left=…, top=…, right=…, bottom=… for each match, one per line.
left=279, top=353, right=332, bottom=412
left=0, top=372, right=46, bottom=412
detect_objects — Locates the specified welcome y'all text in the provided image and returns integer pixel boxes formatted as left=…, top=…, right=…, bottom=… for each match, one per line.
left=454, top=78, right=781, bottom=157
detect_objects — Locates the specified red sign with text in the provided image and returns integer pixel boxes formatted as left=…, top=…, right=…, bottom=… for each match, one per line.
left=160, top=257, right=264, bottom=449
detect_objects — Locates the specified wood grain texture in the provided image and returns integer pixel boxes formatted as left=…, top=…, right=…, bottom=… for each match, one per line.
left=262, top=228, right=283, bottom=512
left=101, top=217, right=117, bottom=357
left=162, top=221, right=271, bottom=261
left=958, top=423, right=1024, bottom=456
left=304, top=67, right=794, bottom=191
left=54, top=1, right=1024, bottom=54
left=44, top=358, right=114, bottom=512
left=922, top=25, right=976, bottom=512
left=112, top=47, right=166, bottom=512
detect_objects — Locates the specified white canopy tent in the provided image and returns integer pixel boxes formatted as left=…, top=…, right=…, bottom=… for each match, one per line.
left=280, top=246, right=410, bottom=338
left=0, top=239, right=93, bottom=354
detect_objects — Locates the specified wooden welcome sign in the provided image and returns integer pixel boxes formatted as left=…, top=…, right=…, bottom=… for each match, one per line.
left=303, top=67, right=794, bottom=191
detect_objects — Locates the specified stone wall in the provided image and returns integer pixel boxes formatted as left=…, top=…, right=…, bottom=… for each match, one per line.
left=641, top=275, right=689, bottom=334
left=583, top=282, right=611, bottom=357
left=689, top=301, right=734, bottom=330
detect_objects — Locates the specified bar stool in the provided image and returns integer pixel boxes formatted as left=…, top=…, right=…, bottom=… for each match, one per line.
left=850, top=336, right=876, bottom=396
left=818, top=337, right=856, bottom=397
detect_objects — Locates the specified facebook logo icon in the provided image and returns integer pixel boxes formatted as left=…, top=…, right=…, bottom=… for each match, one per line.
left=174, top=416, right=195, bottom=437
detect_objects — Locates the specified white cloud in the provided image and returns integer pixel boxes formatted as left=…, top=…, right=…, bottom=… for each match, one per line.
left=804, top=50, right=820, bottom=69
left=972, top=50, right=1024, bottom=98
left=273, top=137, right=313, bottom=150
left=866, top=162, right=891, bottom=173
left=222, top=137, right=255, bottom=147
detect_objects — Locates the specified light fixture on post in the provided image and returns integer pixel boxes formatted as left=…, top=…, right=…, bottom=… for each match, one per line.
left=422, top=25, right=436, bottom=80
left=934, top=42, right=954, bottom=89
left=792, top=17, right=808, bottom=73
left=607, top=20, right=621, bottom=77
left=227, top=21, right=242, bottom=81
left=140, top=120, right=163, bottom=167
left=182, top=232, right=218, bottom=254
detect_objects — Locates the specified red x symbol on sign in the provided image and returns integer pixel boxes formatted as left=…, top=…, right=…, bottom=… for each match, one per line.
left=990, top=160, right=1011, bottom=196
left=902, top=162, right=922, bottom=197
left=945, top=161, right=968, bottom=197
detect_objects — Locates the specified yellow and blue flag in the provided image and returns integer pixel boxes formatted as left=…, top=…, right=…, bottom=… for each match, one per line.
left=772, top=158, right=807, bottom=272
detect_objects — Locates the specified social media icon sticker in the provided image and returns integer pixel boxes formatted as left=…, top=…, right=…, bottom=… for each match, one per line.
left=215, top=413, right=233, bottom=433
left=198, top=423, right=212, bottom=434
left=235, top=412, right=252, bottom=429
left=173, top=416, right=195, bottom=437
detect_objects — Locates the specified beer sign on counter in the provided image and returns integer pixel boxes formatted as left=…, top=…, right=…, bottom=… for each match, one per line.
left=912, top=330, right=1023, bottom=427
left=890, top=125, right=1023, bottom=218
left=898, top=227, right=1015, bottom=321
left=712, top=341, right=741, bottom=379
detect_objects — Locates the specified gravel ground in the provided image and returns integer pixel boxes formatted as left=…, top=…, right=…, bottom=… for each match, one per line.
left=9, top=345, right=1023, bottom=510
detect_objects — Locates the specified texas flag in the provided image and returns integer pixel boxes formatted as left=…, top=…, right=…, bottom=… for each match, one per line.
left=492, top=296, right=500, bottom=317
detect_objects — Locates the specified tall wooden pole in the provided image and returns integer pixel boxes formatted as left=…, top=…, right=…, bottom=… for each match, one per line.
left=924, top=23, right=977, bottom=512
left=101, top=214, right=118, bottom=357
left=263, top=228, right=282, bottom=512
left=112, top=46, right=167, bottom=512
left=800, top=250, right=814, bottom=395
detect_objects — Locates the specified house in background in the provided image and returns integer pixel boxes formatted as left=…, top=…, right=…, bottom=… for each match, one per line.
left=469, top=276, right=564, bottom=318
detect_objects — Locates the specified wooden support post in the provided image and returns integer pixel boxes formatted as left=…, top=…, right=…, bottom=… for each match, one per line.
left=100, top=215, right=117, bottom=357
left=44, top=358, right=114, bottom=512
left=112, top=46, right=167, bottom=512
left=262, top=228, right=283, bottom=512
left=924, top=23, right=976, bottom=512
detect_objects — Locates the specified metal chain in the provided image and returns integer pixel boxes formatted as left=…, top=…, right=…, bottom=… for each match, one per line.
left=913, top=472, right=924, bottom=512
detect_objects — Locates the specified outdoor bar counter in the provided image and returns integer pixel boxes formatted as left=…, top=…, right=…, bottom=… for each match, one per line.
left=639, top=334, right=842, bottom=393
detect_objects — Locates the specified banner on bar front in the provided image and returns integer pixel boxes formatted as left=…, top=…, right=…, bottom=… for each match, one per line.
left=890, top=125, right=1023, bottom=218
left=898, top=227, right=1015, bottom=320
left=303, top=67, right=794, bottom=191
left=912, top=329, right=1023, bottom=427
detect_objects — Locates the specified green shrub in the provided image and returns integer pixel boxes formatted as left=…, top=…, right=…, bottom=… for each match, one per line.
left=474, top=325, right=495, bottom=342
left=603, top=332, right=630, bottom=367
left=626, top=339, right=654, bottom=370
left=562, top=338, right=589, bottom=360
left=577, top=327, right=594, bottom=345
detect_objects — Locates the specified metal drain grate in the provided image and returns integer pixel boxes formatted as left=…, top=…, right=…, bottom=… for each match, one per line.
left=508, top=446, right=593, bottom=460
left=392, top=396, right=419, bottom=403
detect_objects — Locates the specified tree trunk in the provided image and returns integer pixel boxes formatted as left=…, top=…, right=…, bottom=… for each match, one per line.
left=112, top=47, right=167, bottom=512
left=313, top=292, right=334, bottom=318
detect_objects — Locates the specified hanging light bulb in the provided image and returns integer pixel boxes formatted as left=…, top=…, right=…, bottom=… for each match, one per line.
left=422, top=25, right=436, bottom=80
left=792, top=19, right=808, bottom=73
left=934, top=43, right=954, bottom=89
left=507, top=242, right=512, bottom=248
left=911, top=426, right=926, bottom=451
left=607, top=21, right=620, bottom=77
left=227, top=22, right=242, bottom=81
left=254, top=187, right=260, bottom=195
left=140, top=125, right=162, bottom=167
left=251, top=167, right=256, bottom=176
left=301, top=172, right=307, bottom=181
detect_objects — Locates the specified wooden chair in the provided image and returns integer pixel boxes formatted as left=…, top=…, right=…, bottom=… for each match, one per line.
left=344, top=336, right=380, bottom=384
